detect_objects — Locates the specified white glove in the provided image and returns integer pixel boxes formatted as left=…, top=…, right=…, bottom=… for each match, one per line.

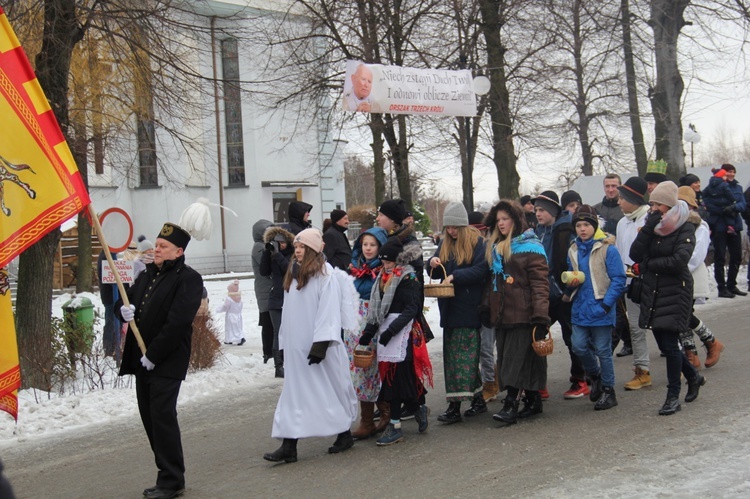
left=140, top=355, right=156, bottom=371
left=120, top=304, right=135, bottom=322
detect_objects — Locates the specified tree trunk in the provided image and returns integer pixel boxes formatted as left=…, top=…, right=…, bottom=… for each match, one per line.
left=572, top=0, right=594, bottom=176
left=369, top=115, right=387, bottom=207
left=16, top=0, right=83, bottom=389
left=648, top=0, right=689, bottom=181
left=621, top=0, right=649, bottom=176
left=71, top=123, right=92, bottom=293
left=479, top=0, right=519, bottom=199
left=382, top=114, right=413, bottom=210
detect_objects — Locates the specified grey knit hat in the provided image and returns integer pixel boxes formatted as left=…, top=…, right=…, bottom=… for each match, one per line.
left=443, top=201, right=469, bottom=227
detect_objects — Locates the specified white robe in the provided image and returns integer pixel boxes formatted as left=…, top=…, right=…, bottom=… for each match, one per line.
left=217, top=297, right=244, bottom=344
left=272, top=263, right=358, bottom=439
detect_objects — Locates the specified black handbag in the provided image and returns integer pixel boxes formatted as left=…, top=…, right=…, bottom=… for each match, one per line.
left=626, top=275, right=643, bottom=304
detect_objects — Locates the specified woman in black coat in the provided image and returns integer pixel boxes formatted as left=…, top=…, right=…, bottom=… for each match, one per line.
left=630, top=182, right=705, bottom=416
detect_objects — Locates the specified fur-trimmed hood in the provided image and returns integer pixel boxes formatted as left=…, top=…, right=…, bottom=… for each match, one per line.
left=263, top=226, right=295, bottom=244
left=397, top=241, right=424, bottom=267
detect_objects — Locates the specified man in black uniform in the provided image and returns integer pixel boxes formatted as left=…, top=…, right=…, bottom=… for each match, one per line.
left=118, top=223, right=203, bottom=499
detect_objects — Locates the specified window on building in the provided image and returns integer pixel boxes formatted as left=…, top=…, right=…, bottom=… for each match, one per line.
left=273, top=192, right=298, bottom=224
left=221, top=38, right=245, bottom=186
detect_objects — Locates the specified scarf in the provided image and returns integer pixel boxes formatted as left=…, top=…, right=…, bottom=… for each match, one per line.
left=139, top=252, right=154, bottom=264
left=655, top=201, right=689, bottom=236
left=624, top=204, right=649, bottom=222
left=491, top=229, right=545, bottom=290
left=367, top=264, right=415, bottom=325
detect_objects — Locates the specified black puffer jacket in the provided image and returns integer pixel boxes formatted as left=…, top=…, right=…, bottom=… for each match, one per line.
left=260, top=226, right=295, bottom=310
left=630, top=210, right=695, bottom=332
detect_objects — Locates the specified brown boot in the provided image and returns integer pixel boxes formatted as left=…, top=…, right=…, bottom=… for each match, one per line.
left=374, top=401, right=391, bottom=433
left=704, top=338, right=724, bottom=368
left=482, top=381, right=499, bottom=402
left=351, top=401, right=376, bottom=440
left=685, top=348, right=701, bottom=370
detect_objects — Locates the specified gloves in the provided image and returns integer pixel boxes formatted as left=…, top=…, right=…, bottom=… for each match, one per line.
left=379, top=330, right=394, bottom=346
left=632, top=263, right=640, bottom=276
left=307, top=341, right=330, bottom=365
left=359, top=331, right=375, bottom=346
left=531, top=323, right=548, bottom=342
left=265, top=241, right=278, bottom=254
left=140, top=355, right=155, bottom=371
left=643, top=210, right=662, bottom=230
left=722, top=205, right=736, bottom=215
left=601, top=303, right=612, bottom=314
left=120, top=304, right=135, bottom=322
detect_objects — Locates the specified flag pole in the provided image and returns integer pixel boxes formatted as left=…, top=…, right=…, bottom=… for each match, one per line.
left=87, top=204, right=147, bottom=355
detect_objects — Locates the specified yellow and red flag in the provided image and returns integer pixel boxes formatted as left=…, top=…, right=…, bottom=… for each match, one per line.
left=0, top=7, right=91, bottom=420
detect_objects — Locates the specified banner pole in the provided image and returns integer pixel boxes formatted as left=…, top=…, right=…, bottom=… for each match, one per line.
left=87, top=204, right=147, bottom=355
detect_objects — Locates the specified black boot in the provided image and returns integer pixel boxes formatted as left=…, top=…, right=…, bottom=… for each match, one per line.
left=517, top=391, right=543, bottom=419
left=437, top=402, right=462, bottom=424
left=658, top=396, right=681, bottom=416
left=594, top=386, right=618, bottom=411
left=492, top=396, right=519, bottom=425
left=685, top=374, right=706, bottom=403
left=273, top=350, right=284, bottom=378
left=263, top=438, right=298, bottom=463
left=463, top=394, right=487, bottom=417
left=588, top=374, right=602, bottom=402
left=328, top=430, right=354, bottom=454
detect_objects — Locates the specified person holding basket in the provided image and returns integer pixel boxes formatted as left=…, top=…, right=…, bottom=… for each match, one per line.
left=428, top=202, right=488, bottom=423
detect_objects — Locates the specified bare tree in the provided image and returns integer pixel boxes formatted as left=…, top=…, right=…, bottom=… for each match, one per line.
left=621, top=0, right=649, bottom=175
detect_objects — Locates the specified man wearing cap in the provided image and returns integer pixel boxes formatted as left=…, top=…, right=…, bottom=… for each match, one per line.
left=560, top=190, right=583, bottom=214
left=615, top=177, right=653, bottom=390
left=323, top=209, right=352, bottom=270
left=519, top=195, right=537, bottom=229
left=594, top=174, right=624, bottom=236
left=117, top=223, right=203, bottom=499
left=534, top=191, right=588, bottom=399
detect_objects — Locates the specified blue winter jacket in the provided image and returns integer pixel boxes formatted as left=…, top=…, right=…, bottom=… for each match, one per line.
left=568, top=236, right=626, bottom=327
left=703, top=176, right=746, bottom=232
left=350, top=227, right=389, bottom=300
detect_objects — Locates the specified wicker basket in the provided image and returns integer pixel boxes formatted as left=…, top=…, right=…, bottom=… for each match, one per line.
left=424, top=263, right=455, bottom=298
left=353, top=347, right=374, bottom=368
left=531, top=325, right=554, bottom=357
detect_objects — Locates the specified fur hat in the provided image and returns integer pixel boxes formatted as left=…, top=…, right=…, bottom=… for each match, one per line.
left=618, top=177, right=648, bottom=206
left=378, top=237, right=404, bottom=262
left=533, top=190, right=561, bottom=218
left=137, top=234, right=154, bottom=253
left=649, top=181, right=679, bottom=208
left=294, top=228, right=324, bottom=253
left=443, top=201, right=469, bottom=227
left=378, top=199, right=407, bottom=225
left=330, top=209, right=347, bottom=225
left=227, top=280, right=240, bottom=293
left=560, top=190, right=583, bottom=210
left=678, top=186, right=698, bottom=209
left=157, top=223, right=191, bottom=250
left=487, top=199, right=526, bottom=239
left=572, top=205, right=599, bottom=231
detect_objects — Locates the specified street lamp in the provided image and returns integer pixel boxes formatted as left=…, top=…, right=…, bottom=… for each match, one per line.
left=464, top=76, right=490, bottom=212
left=684, top=123, right=701, bottom=169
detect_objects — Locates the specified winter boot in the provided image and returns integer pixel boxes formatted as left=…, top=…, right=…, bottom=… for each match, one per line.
left=374, top=401, right=391, bottom=433
left=328, top=430, right=354, bottom=454
left=482, top=381, right=499, bottom=402
left=517, top=391, right=543, bottom=419
left=464, top=394, right=488, bottom=417
left=685, top=374, right=706, bottom=403
left=376, top=422, right=404, bottom=446
left=273, top=350, right=284, bottom=378
left=658, top=396, right=681, bottom=416
left=351, top=402, right=377, bottom=440
left=492, top=396, right=519, bottom=425
left=594, top=386, right=618, bottom=411
left=414, top=404, right=430, bottom=434
left=263, top=438, right=298, bottom=463
left=437, top=401, right=462, bottom=424
left=704, top=338, right=724, bottom=368
left=588, top=374, right=603, bottom=402
left=624, top=367, right=652, bottom=390
left=684, top=348, right=701, bottom=369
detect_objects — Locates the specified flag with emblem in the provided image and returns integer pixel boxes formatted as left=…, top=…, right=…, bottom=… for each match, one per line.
left=0, top=7, right=92, bottom=420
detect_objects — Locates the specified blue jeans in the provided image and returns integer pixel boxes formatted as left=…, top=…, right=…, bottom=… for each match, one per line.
left=571, top=325, right=615, bottom=388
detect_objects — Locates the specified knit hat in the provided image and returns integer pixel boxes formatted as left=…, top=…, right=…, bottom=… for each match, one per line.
left=560, top=190, right=583, bottom=210
left=378, top=237, right=403, bottom=262
left=677, top=186, right=698, bottom=209
left=227, top=280, right=240, bottom=293
left=533, top=190, right=561, bottom=218
left=644, top=160, right=668, bottom=184
left=157, top=223, right=191, bottom=250
left=617, top=177, right=648, bottom=206
left=443, top=201, right=469, bottom=227
left=519, top=195, right=532, bottom=206
left=330, top=209, right=347, bottom=225
left=137, top=235, right=154, bottom=253
left=378, top=199, right=407, bottom=225
left=679, top=173, right=700, bottom=187
left=712, top=168, right=727, bottom=178
left=649, top=181, right=679, bottom=208
left=572, top=205, right=599, bottom=231
left=294, top=228, right=324, bottom=253
left=468, top=211, right=486, bottom=226
left=721, top=163, right=736, bottom=172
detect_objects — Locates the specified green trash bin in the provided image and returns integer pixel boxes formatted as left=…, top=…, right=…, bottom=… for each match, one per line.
left=62, top=295, right=95, bottom=357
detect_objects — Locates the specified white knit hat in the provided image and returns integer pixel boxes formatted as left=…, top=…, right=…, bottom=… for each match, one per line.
left=443, top=201, right=469, bottom=227
left=294, top=228, right=324, bottom=253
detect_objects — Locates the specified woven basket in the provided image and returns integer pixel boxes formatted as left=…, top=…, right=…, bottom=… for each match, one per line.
left=424, top=263, right=455, bottom=298
left=353, top=347, right=374, bottom=368
left=531, top=325, right=554, bottom=357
